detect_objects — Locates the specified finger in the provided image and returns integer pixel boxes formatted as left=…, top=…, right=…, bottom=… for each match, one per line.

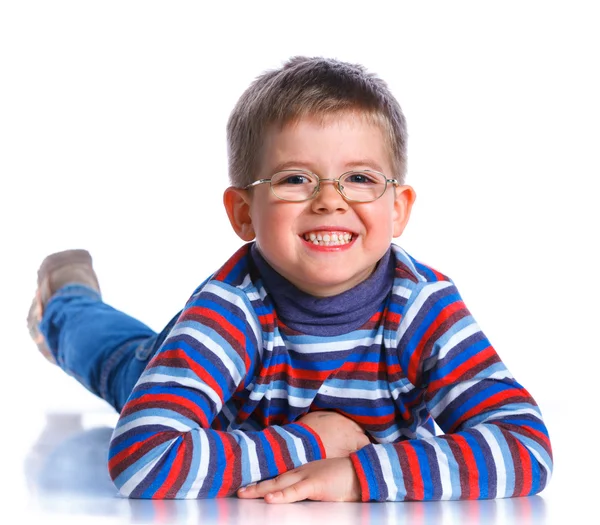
left=264, top=479, right=317, bottom=504
left=237, top=471, right=303, bottom=499
left=356, top=432, right=371, bottom=449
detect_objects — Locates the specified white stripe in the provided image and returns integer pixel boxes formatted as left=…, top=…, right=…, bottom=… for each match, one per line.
left=113, top=415, right=191, bottom=438
left=204, top=281, right=246, bottom=305
left=426, top=438, right=453, bottom=500
left=373, top=445, right=397, bottom=500
left=526, top=442, right=552, bottom=481
left=477, top=425, right=508, bottom=498
left=238, top=273, right=253, bottom=290
left=478, top=406, right=541, bottom=424
left=169, top=325, right=242, bottom=385
left=282, top=333, right=383, bottom=354
left=261, top=389, right=313, bottom=407
left=437, top=322, right=482, bottom=360
left=318, top=385, right=392, bottom=400
left=191, top=431, right=210, bottom=497
left=232, top=430, right=262, bottom=481
left=119, top=448, right=170, bottom=496
left=389, top=379, right=416, bottom=399
left=398, top=281, right=453, bottom=341
left=289, top=432, right=308, bottom=465
left=391, top=245, right=423, bottom=279
left=429, top=379, right=480, bottom=419
left=202, top=280, right=264, bottom=362
left=272, top=426, right=309, bottom=467
left=392, top=284, right=412, bottom=299
left=430, top=368, right=517, bottom=419
left=137, top=372, right=223, bottom=413
left=375, top=426, right=416, bottom=443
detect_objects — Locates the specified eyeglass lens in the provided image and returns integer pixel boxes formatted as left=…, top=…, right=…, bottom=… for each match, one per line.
left=270, top=171, right=387, bottom=202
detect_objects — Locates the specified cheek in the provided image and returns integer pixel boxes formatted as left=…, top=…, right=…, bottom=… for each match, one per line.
left=252, top=201, right=298, bottom=239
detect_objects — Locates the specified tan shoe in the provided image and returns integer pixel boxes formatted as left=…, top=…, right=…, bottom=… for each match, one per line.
left=27, top=249, right=101, bottom=364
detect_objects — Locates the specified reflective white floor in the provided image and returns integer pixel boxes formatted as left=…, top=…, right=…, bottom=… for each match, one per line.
left=3, top=399, right=588, bottom=525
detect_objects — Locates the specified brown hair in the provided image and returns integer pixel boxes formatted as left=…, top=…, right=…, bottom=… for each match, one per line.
left=226, top=56, right=408, bottom=188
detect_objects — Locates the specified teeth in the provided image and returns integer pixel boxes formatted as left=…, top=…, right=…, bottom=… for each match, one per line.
left=303, top=231, right=353, bottom=246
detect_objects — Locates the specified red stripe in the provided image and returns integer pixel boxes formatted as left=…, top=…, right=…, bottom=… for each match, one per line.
left=340, top=361, right=386, bottom=374
left=351, top=414, right=396, bottom=426
left=508, top=423, right=551, bottom=451
left=404, top=445, right=424, bottom=500
left=428, top=346, right=496, bottom=392
left=126, top=393, right=210, bottom=427
left=108, top=433, right=158, bottom=471
left=261, top=362, right=331, bottom=382
left=217, top=435, right=236, bottom=497
left=153, top=348, right=224, bottom=400
left=258, top=313, right=275, bottom=326
left=350, top=454, right=371, bottom=502
left=453, top=435, right=480, bottom=499
left=213, top=245, right=248, bottom=281
left=516, top=443, right=533, bottom=496
left=263, top=430, right=288, bottom=472
left=155, top=439, right=186, bottom=498
left=386, top=312, right=401, bottom=325
left=369, top=310, right=383, bottom=322
left=184, top=306, right=246, bottom=349
left=453, top=388, right=528, bottom=430
left=408, top=301, right=466, bottom=382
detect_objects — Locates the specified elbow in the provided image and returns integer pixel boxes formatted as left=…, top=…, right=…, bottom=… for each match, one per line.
left=529, top=442, right=553, bottom=496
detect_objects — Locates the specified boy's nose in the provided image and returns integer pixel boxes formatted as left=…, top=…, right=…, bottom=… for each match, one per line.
left=311, top=179, right=349, bottom=213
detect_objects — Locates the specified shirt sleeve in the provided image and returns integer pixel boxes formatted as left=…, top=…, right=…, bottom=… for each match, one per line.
left=107, top=280, right=325, bottom=499
left=349, top=279, right=553, bottom=501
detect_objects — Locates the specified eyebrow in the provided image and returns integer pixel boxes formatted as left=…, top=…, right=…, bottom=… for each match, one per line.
left=270, top=159, right=386, bottom=174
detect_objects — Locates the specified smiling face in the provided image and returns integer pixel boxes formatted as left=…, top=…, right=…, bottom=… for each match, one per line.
left=224, top=112, right=416, bottom=297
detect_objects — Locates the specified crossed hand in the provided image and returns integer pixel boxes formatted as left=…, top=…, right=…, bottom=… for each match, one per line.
left=237, top=411, right=371, bottom=503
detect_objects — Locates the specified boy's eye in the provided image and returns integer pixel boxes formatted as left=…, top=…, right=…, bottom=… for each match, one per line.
left=285, top=175, right=310, bottom=184
left=345, top=172, right=377, bottom=184
left=273, top=172, right=314, bottom=185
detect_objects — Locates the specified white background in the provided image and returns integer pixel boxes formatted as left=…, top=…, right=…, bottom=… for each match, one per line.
left=0, top=1, right=598, bottom=522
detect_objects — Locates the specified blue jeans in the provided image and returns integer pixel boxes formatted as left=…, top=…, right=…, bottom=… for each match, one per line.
left=39, top=284, right=180, bottom=412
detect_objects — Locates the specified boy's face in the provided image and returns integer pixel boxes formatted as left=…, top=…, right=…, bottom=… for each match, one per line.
left=224, top=112, right=416, bottom=297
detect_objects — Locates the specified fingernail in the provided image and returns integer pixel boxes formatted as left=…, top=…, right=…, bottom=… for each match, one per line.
left=238, top=486, right=246, bottom=492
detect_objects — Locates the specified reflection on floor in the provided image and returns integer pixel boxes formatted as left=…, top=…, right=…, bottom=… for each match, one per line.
left=22, top=413, right=549, bottom=525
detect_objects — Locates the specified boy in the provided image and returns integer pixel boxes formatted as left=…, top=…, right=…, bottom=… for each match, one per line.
left=27, top=56, right=553, bottom=503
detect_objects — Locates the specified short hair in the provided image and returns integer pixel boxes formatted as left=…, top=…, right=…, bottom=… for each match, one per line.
left=226, top=56, right=408, bottom=188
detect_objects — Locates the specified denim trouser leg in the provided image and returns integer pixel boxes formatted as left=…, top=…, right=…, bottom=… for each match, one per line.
left=39, top=284, right=158, bottom=412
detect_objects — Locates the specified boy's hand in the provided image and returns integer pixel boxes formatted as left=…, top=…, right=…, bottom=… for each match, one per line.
left=237, top=458, right=361, bottom=503
left=297, top=411, right=370, bottom=458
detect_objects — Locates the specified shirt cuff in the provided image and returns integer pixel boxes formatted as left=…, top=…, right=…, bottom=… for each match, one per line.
left=350, top=445, right=388, bottom=502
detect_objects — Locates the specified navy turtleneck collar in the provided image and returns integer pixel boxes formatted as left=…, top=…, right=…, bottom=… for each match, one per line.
left=249, top=243, right=394, bottom=337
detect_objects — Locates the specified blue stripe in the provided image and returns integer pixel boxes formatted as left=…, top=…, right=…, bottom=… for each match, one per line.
left=177, top=430, right=202, bottom=497
left=113, top=439, right=173, bottom=491
left=273, top=426, right=301, bottom=467
left=441, top=381, right=510, bottom=429
left=383, top=444, right=406, bottom=499
left=234, top=432, right=253, bottom=486
left=413, top=441, right=435, bottom=499
left=463, top=432, right=489, bottom=498
left=254, top=432, right=277, bottom=477
left=437, top=437, right=461, bottom=499
left=206, top=433, right=225, bottom=498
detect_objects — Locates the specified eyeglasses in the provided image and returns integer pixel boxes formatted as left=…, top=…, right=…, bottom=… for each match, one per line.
left=244, top=169, right=398, bottom=203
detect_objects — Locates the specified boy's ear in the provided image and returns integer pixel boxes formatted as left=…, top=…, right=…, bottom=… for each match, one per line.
left=392, top=185, right=417, bottom=238
left=223, top=187, right=256, bottom=241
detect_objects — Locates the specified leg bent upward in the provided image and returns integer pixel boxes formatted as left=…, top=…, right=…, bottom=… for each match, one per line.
left=28, top=250, right=159, bottom=412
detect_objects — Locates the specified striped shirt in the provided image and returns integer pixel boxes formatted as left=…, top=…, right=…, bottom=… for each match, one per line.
left=108, top=242, right=552, bottom=500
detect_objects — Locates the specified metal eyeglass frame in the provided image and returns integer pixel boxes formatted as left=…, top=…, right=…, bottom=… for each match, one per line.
left=243, top=169, right=399, bottom=203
